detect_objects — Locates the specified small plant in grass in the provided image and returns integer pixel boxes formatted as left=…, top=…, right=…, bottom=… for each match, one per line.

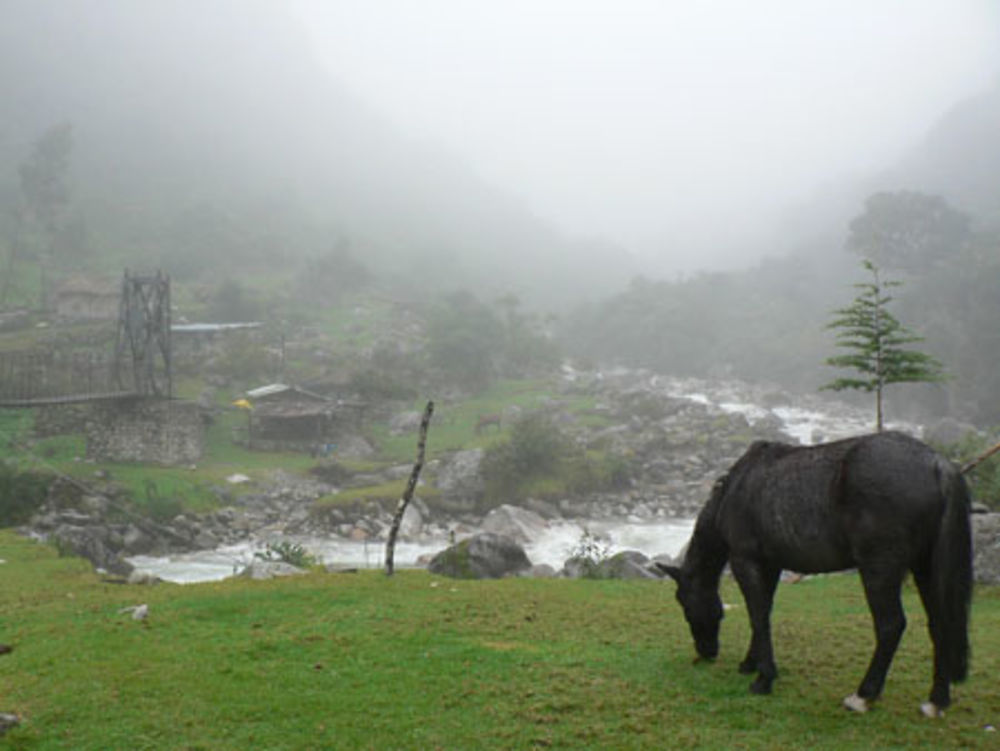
left=255, top=540, right=318, bottom=568
left=569, top=528, right=610, bottom=563
left=565, top=527, right=611, bottom=578
left=142, top=479, right=183, bottom=522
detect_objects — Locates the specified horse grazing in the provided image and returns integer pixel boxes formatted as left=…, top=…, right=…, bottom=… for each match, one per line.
left=474, top=413, right=502, bottom=435
left=659, top=431, right=972, bottom=717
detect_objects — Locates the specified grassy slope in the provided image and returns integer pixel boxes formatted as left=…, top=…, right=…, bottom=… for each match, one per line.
left=1, top=532, right=998, bottom=750
left=3, top=375, right=608, bottom=516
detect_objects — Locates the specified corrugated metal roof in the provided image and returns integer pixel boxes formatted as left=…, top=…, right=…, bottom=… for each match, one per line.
left=246, top=383, right=291, bottom=399
left=246, top=384, right=329, bottom=402
left=172, top=322, right=262, bottom=333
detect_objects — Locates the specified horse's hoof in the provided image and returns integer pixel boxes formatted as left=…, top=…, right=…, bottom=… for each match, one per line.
left=843, top=694, right=869, bottom=713
left=749, top=680, right=772, bottom=695
left=919, top=702, right=944, bottom=719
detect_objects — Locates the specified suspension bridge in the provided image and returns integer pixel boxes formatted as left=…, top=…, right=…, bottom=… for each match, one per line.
left=0, top=270, right=172, bottom=407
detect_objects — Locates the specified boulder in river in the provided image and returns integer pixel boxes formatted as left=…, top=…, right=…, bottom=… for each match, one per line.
left=428, top=533, right=531, bottom=579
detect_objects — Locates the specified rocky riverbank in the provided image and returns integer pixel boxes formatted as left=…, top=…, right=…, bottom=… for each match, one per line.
left=19, top=369, right=1000, bottom=584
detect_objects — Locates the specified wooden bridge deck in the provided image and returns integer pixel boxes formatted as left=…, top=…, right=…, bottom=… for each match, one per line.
left=0, top=391, right=140, bottom=408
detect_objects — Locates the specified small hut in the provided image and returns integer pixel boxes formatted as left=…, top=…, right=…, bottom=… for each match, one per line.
left=54, top=275, right=119, bottom=321
left=244, top=384, right=336, bottom=451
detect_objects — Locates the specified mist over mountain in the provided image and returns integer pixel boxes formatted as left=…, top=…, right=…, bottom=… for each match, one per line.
left=0, top=0, right=635, bottom=308
left=881, top=80, right=1000, bottom=228
left=773, top=78, right=1000, bottom=259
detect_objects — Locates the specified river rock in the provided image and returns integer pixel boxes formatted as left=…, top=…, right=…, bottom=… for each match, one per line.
left=480, top=504, right=547, bottom=543
left=973, top=512, right=1000, bottom=585
left=427, top=533, right=531, bottom=579
left=121, top=523, right=157, bottom=555
left=436, top=449, right=484, bottom=499
left=0, top=713, right=19, bottom=736
left=329, top=434, right=376, bottom=460
left=389, top=411, right=423, bottom=435
left=397, top=503, right=423, bottom=539
left=237, top=559, right=308, bottom=580
left=524, top=563, right=557, bottom=578
left=51, top=524, right=134, bottom=577
left=561, top=556, right=600, bottom=579
left=595, top=550, right=657, bottom=579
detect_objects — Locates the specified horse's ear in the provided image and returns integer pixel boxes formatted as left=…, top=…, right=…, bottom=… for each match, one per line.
left=654, top=562, right=683, bottom=582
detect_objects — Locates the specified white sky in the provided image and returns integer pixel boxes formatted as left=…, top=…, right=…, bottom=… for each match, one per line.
left=292, top=1, right=1000, bottom=272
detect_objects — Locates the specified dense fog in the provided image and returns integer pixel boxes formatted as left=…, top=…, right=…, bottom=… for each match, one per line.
left=2, top=0, right=1000, bottom=420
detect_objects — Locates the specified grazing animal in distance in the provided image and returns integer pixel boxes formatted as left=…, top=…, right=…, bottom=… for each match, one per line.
left=474, top=413, right=502, bottom=435
left=660, top=431, right=972, bottom=718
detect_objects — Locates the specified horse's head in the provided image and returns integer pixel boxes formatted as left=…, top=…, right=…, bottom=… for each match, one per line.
left=658, top=563, right=723, bottom=661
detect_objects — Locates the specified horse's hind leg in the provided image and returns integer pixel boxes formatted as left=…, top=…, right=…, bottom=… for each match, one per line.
left=730, top=558, right=781, bottom=694
left=844, top=566, right=906, bottom=713
left=912, top=568, right=950, bottom=716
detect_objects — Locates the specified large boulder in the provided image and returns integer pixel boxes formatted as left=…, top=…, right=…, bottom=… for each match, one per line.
left=596, top=550, right=658, bottom=579
left=427, top=533, right=531, bottom=579
left=397, top=503, right=423, bottom=540
left=436, top=449, right=485, bottom=499
left=480, top=504, right=548, bottom=543
left=51, top=524, right=134, bottom=576
left=973, top=512, right=1000, bottom=585
left=562, top=550, right=657, bottom=579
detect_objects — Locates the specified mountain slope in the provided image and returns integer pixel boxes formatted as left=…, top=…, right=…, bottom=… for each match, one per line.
left=0, top=0, right=634, bottom=307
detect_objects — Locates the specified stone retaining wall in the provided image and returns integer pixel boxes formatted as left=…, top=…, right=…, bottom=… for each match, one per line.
left=86, top=399, right=204, bottom=465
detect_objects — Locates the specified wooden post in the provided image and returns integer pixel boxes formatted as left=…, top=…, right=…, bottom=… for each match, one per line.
left=385, top=400, right=434, bottom=576
left=962, top=440, right=1000, bottom=475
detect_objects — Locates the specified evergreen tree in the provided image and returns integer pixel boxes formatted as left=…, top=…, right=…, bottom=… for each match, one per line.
left=821, top=260, right=945, bottom=432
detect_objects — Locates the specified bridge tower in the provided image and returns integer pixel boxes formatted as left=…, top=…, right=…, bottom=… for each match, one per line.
left=114, top=270, right=172, bottom=398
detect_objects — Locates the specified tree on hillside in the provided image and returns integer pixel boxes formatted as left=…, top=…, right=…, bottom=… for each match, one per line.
left=847, top=191, right=970, bottom=273
left=426, top=291, right=503, bottom=392
left=295, top=239, right=372, bottom=305
left=821, top=260, right=946, bottom=432
left=1, top=122, right=73, bottom=309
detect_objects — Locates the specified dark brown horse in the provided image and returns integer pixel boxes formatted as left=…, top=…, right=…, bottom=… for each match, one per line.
left=660, top=432, right=972, bottom=717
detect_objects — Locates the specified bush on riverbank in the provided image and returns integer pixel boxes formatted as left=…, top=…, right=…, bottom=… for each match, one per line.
left=0, top=465, right=50, bottom=527
left=480, top=413, right=631, bottom=508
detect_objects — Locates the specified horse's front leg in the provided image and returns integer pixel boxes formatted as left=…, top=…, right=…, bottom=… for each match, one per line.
left=843, top=565, right=906, bottom=713
left=730, top=557, right=781, bottom=694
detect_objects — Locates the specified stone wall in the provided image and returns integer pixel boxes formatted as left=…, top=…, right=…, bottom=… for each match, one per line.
left=34, top=404, right=93, bottom=438
left=86, top=399, right=204, bottom=465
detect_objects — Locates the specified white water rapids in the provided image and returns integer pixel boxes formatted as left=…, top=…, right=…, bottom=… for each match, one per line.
left=129, top=375, right=916, bottom=584
left=128, top=518, right=697, bottom=584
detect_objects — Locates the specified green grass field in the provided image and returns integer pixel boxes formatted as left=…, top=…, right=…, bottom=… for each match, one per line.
left=1, top=531, right=998, bottom=750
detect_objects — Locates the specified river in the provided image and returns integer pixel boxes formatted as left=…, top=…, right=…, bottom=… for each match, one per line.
left=129, top=375, right=911, bottom=583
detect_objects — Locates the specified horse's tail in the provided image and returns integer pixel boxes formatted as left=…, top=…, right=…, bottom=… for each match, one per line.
left=932, top=459, right=973, bottom=683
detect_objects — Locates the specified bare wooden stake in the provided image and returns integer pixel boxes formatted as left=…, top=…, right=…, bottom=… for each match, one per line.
left=962, top=439, right=1000, bottom=475
left=385, top=400, right=434, bottom=576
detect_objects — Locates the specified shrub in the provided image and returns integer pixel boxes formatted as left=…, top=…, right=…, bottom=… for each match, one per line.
left=142, top=480, right=183, bottom=522
left=480, top=413, right=570, bottom=503
left=309, top=461, right=355, bottom=485
left=481, top=414, right=635, bottom=506
left=564, top=528, right=612, bottom=579
left=0, top=464, right=51, bottom=526
left=256, top=540, right=318, bottom=569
